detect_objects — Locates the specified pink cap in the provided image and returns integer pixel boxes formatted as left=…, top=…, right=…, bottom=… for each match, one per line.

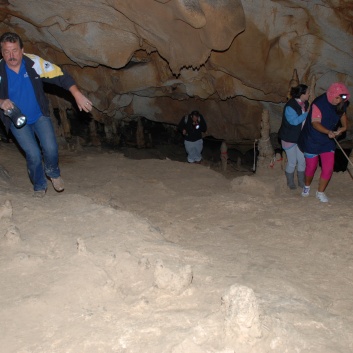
left=326, top=82, right=350, bottom=104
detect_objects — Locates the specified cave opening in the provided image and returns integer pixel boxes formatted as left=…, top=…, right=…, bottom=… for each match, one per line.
left=63, top=111, right=259, bottom=177
left=67, top=112, right=353, bottom=175
left=57, top=106, right=352, bottom=177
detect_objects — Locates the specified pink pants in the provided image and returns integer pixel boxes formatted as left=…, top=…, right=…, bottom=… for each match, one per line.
left=305, top=152, right=334, bottom=180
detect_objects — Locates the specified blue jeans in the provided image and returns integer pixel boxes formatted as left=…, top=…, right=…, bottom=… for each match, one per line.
left=10, top=116, right=60, bottom=191
left=184, top=139, right=203, bottom=163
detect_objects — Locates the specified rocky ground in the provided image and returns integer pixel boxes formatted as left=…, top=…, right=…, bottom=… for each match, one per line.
left=1, top=140, right=353, bottom=353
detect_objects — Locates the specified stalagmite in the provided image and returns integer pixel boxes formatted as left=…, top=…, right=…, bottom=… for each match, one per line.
left=221, top=284, right=262, bottom=346
left=259, top=110, right=273, bottom=157
left=308, top=75, right=317, bottom=105
left=220, top=141, right=228, bottom=171
left=237, top=156, right=242, bottom=169
left=136, top=117, right=145, bottom=149
left=50, top=96, right=72, bottom=139
left=89, top=119, right=101, bottom=147
left=286, top=69, right=299, bottom=101
left=256, top=109, right=274, bottom=171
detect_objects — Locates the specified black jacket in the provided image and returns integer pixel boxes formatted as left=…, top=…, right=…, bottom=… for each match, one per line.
left=298, top=93, right=344, bottom=154
left=0, top=54, right=75, bottom=132
left=178, top=114, right=207, bottom=142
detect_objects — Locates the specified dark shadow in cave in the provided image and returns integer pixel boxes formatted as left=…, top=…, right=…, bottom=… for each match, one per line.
left=62, top=110, right=352, bottom=178
left=98, top=117, right=258, bottom=177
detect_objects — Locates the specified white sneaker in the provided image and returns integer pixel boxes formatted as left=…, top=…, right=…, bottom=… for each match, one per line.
left=316, top=191, right=328, bottom=203
left=301, top=186, right=310, bottom=197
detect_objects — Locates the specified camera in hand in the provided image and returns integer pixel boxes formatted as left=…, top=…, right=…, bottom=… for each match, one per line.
left=4, top=104, right=27, bottom=128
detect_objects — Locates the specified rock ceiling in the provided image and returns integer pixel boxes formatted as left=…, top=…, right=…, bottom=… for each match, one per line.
left=0, top=0, right=352, bottom=142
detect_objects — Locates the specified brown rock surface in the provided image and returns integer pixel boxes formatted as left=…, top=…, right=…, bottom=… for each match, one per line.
left=0, top=0, right=352, bottom=142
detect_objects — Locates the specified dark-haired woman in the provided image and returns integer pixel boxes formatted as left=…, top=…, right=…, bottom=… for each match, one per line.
left=278, top=84, right=310, bottom=190
left=298, top=82, right=350, bottom=202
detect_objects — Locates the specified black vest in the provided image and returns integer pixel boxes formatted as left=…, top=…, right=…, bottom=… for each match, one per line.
left=278, top=98, right=308, bottom=143
left=298, top=93, right=342, bottom=154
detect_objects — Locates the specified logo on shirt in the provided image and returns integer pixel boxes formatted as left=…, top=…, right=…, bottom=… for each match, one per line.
left=24, top=72, right=28, bottom=78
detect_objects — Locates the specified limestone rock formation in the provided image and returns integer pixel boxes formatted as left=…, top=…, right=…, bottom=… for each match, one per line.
left=221, top=284, right=262, bottom=347
left=256, top=108, right=277, bottom=173
left=0, top=1, right=352, bottom=143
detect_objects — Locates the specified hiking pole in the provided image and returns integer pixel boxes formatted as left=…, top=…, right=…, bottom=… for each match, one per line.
left=333, top=137, right=353, bottom=169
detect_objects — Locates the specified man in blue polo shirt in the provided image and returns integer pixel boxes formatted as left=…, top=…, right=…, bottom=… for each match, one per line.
left=0, top=32, right=93, bottom=197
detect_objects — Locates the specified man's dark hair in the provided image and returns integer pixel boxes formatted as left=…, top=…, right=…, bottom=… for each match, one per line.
left=0, top=32, right=24, bottom=49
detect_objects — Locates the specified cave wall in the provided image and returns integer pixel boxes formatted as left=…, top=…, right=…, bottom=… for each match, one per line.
left=0, top=0, right=352, bottom=143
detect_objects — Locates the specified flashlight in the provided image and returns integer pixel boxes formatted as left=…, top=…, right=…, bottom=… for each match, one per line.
left=4, top=104, right=27, bottom=128
left=340, top=94, right=347, bottom=100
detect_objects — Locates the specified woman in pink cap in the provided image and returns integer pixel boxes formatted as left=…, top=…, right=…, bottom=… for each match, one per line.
left=297, top=82, right=350, bottom=202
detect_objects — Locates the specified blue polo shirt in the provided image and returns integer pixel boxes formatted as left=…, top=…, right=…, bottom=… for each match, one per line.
left=6, top=60, right=42, bottom=124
